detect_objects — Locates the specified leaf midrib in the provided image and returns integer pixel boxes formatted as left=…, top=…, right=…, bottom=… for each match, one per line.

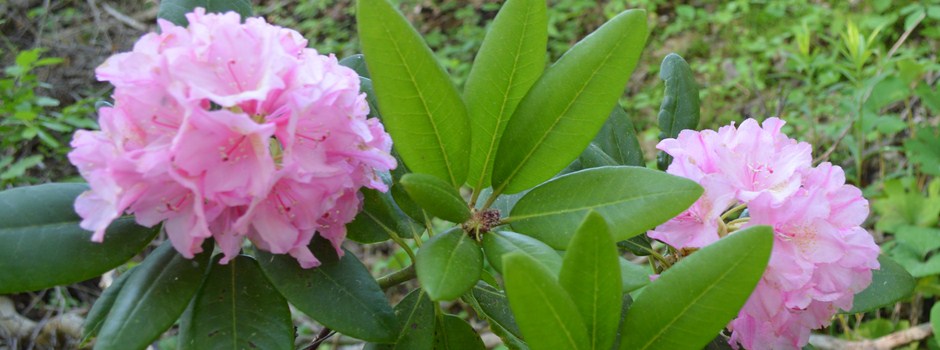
left=508, top=187, right=695, bottom=221
left=495, top=25, right=629, bottom=193
left=381, top=21, right=458, bottom=187
left=529, top=273, right=582, bottom=349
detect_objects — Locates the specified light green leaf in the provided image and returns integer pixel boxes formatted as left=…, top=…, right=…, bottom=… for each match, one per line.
left=508, top=166, right=702, bottom=249
left=932, top=303, right=940, bottom=344
left=416, top=227, right=482, bottom=301
left=434, top=315, right=486, bottom=350
left=482, top=230, right=562, bottom=274
left=400, top=173, right=470, bottom=223
left=845, top=255, right=915, bottom=313
left=594, top=105, right=644, bottom=166
left=0, top=183, right=157, bottom=294
left=504, top=252, right=590, bottom=350
left=904, top=127, right=940, bottom=176
left=179, top=255, right=293, bottom=350
left=464, top=0, right=547, bottom=190
left=491, top=9, right=648, bottom=194
left=256, top=236, right=398, bottom=343
left=656, top=53, right=700, bottom=170
left=157, top=0, right=252, bottom=26
left=358, top=0, right=470, bottom=188
left=619, top=257, right=650, bottom=293
left=95, top=241, right=213, bottom=350
left=559, top=212, right=621, bottom=350
left=82, top=267, right=136, bottom=341
left=620, top=226, right=772, bottom=350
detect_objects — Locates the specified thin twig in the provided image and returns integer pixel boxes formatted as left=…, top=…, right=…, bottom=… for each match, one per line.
left=102, top=3, right=147, bottom=31
left=809, top=323, right=932, bottom=350
left=303, top=327, right=336, bottom=350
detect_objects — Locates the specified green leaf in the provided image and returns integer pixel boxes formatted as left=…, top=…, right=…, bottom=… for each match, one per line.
left=392, top=182, right=429, bottom=225
left=82, top=267, right=137, bottom=341
left=256, top=236, right=398, bottom=343
left=578, top=143, right=619, bottom=169
left=400, top=173, right=471, bottom=223
left=932, top=303, right=940, bottom=344
left=179, top=255, right=293, bottom=350
left=656, top=53, right=700, bottom=170
left=508, top=166, right=702, bottom=249
left=845, top=255, right=915, bottom=313
left=872, top=178, right=940, bottom=233
left=347, top=173, right=422, bottom=243
left=904, top=128, right=940, bottom=176
left=620, top=226, right=772, bottom=350
left=482, top=230, right=562, bottom=274
left=619, top=257, right=650, bottom=293
left=503, top=252, right=590, bottom=350
left=559, top=212, right=621, bottom=350
left=491, top=9, right=648, bottom=194
left=157, top=0, right=253, bottom=26
left=594, top=105, right=644, bottom=166
left=0, top=154, right=43, bottom=180
left=339, top=54, right=371, bottom=78
left=394, top=289, right=436, bottom=349
left=0, top=183, right=157, bottom=294
left=894, top=226, right=940, bottom=258
left=358, top=0, right=470, bottom=188
left=416, top=227, right=482, bottom=301
left=434, top=315, right=486, bottom=350
left=95, top=241, right=213, bottom=350
left=464, top=0, right=547, bottom=190
left=467, top=283, right=524, bottom=341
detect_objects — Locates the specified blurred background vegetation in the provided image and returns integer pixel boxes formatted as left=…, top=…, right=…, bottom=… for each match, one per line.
left=1, top=0, right=940, bottom=348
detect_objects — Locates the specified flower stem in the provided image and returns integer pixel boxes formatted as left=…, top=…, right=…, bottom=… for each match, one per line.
left=377, top=264, right=416, bottom=290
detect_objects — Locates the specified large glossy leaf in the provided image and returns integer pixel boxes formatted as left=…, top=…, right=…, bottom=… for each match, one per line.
left=467, top=283, right=524, bottom=341
left=503, top=252, right=590, bottom=350
left=347, top=173, right=422, bottom=243
left=179, top=255, right=293, bottom=350
left=508, top=166, right=702, bottom=249
left=559, top=212, right=621, bottom=350
left=157, top=0, right=252, bottom=26
left=82, top=267, right=136, bottom=341
left=416, top=227, right=482, bottom=301
left=490, top=9, right=648, bottom=195
left=434, top=314, right=486, bottom=350
left=0, top=183, right=158, bottom=294
left=594, top=105, right=644, bottom=166
left=482, top=230, right=562, bottom=274
left=656, top=53, right=700, bottom=170
left=620, top=226, right=773, bottom=350
left=95, top=241, right=213, bottom=350
left=358, top=0, right=470, bottom=188
left=256, top=236, right=398, bottom=343
left=400, top=173, right=470, bottom=223
left=464, top=0, right=547, bottom=190
left=378, top=289, right=436, bottom=349
left=844, top=255, right=915, bottom=313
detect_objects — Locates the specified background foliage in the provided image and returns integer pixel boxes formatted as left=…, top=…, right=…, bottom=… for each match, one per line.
left=1, top=0, right=939, bottom=348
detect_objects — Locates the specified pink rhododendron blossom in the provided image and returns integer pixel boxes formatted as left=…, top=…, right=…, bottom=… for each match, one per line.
left=69, top=8, right=395, bottom=269
left=649, top=118, right=879, bottom=350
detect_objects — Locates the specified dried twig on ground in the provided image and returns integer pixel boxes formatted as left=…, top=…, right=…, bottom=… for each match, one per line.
left=809, top=323, right=932, bottom=350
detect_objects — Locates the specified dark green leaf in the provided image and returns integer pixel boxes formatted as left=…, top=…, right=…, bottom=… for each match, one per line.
left=0, top=183, right=157, bottom=294
left=95, top=241, right=213, bottom=350
left=179, top=255, right=293, bottom=350
left=594, top=105, right=644, bottom=166
left=358, top=0, right=470, bottom=188
left=482, top=230, right=561, bottom=274
left=491, top=9, right=649, bottom=194
left=610, top=294, right=633, bottom=350
left=347, top=173, right=422, bottom=243
left=508, top=166, right=702, bottom=249
left=845, top=255, right=915, bottom=313
left=465, top=0, right=547, bottom=190
left=416, top=227, right=483, bottom=301
left=578, top=143, right=619, bottom=169
left=82, top=267, right=136, bottom=341
left=467, top=283, right=523, bottom=340
left=559, top=212, right=621, bottom=350
left=157, top=0, right=252, bottom=26
left=504, top=252, right=590, bottom=350
left=619, top=234, right=654, bottom=256
left=392, top=182, right=429, bottom=225
left=400, top=173, right=471, bottom=223
left=256, top=236, right=398, bottom=343
left=620, top=226, right=772, bottom=350
left=656, top=53, right=700, bottom=170
left=364, top=288, right=436, bottom=350
left=434, top=315, right=486, bottom=350
left=339, top=54, right=371, bottom=78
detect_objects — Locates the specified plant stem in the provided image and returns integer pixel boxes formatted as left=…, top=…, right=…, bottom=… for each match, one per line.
left=720, top=203, right=747, bottom=221
left=377, top=264, right=416, bottom=290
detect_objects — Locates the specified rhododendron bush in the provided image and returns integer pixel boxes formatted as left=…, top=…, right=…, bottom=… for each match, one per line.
left=0, top=0, right=914, bottom=349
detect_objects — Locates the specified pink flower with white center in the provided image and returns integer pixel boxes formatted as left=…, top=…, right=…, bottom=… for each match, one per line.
left=69, top=8, right=396, bottom=268
left=649, top=118, right=879, bottom=349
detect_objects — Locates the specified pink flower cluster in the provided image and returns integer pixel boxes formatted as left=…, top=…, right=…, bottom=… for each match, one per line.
left=68, top=9, right=395, bottom=268
left=649, top=118, right=879, bottom=349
